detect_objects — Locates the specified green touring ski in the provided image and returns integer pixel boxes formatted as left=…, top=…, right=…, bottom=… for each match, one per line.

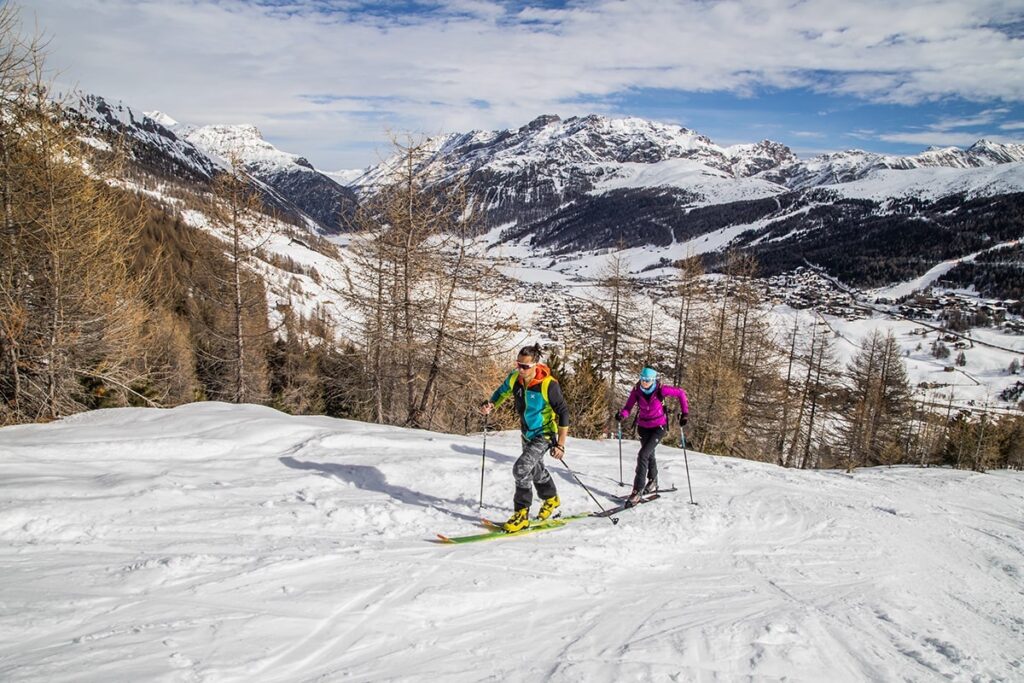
left=435, top=514, right=588, bottom=544
left=592, top=493, right=661, bottom=518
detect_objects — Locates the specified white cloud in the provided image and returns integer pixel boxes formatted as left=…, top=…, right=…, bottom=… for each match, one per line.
left=21, top=0, right=1024, bottom=167
left=867, top=107, right=1023, bottom=150
left=927, top=109, right=1011, bottom=131
left=877, top=131, right=1021, bottom=147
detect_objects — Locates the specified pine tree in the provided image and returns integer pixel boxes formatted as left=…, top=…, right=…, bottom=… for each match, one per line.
left=548, top=350, right=608, bottom=439
left=341, top=136, right=509, bottom=430
left=595, top=250, right=642, bottom=414
left=565, top=249, right=643, bottom=426
left=184, top=154, right=272, bottom=404
left=0, top=21, right=152, bottom=421
left=839, top=330, right=913, bottom=470
left=994, top=414, right=1024, bottom=470
left=685, top=252, right=783, bottom=460
left=0, top=2, right=42, bottom=421
left=783, top=317, right=840, bottom=469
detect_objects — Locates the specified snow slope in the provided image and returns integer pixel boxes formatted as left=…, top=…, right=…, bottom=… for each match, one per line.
left=592, top=158, right=786, bottom=204
left=826, top=162, right=1024, bottom=202
left=1, top=404, right=1021, bottom=681
left=184, top=125, right=313, bottom=175
left=871, top=236, right=1024, bottom=300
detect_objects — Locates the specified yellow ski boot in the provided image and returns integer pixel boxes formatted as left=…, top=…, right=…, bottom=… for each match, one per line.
left=502, top=508, right=530, bottom=533
left=537, top=495, right=561, bottom=521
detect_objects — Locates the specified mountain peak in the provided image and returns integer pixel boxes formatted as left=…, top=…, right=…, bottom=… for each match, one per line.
left=185, top=124, right=298, bottom=171
left=145, top=110, right=180, bottom=129
left=67, top=93, right=218, bottom=182
left=197, top=123, right=264, bottom=141
left=519, top=114, right=561, bottom=132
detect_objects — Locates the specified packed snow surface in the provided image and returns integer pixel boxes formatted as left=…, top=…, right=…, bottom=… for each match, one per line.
left=1, top=404, right=1022, bottom=681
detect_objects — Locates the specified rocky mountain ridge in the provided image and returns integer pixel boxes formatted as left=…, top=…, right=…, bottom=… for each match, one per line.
left=68, top=95, right=1024, bottom=299
left=352, top=114, right=1024, bottom=239
left=767, top=140, right=1024, bottom=190
left=348, top=113, right=1024, bottom=300
left=69, top=95, right=356, bottom=234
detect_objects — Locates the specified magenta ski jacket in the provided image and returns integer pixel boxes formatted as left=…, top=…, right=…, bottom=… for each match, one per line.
left=618, top=382, right=689, bottom=429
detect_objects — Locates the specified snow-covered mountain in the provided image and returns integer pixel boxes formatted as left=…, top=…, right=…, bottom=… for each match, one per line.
left=185, top=124, right=314, bottom=175
left=351, top=115, right=1024, bottom=282
left=63, top=93, right=360, bottom=347
left=69, top=94, right=356, bottom=234
left=355, top=113, right=1024, bottom=206
left=768, top=140, right=1024, bottom=190
left=181, top=123, right=357, bottom=234
left=68, top=94, right=218, bottom=183
left=2, top=402, right=1021, bottom=681
left=352, top=114, right=800, bottom=227
left=68, top=94, right=1024, bottom=297
left=322, top=168, right=366, bottom=187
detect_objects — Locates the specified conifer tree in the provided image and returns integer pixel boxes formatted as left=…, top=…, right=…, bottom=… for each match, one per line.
left=342, top=136, right=509, bottom=430
left=792, top=321, right=839, bottom=469
left=994, top=413, right=1024, bottom=470
left=595, top=250, right=641, bottom=412
left=1, top=12, right=151, bottom=421
left=564, top=249, right=643, bottom=426
left=839, top=330, right=913, bottom=470
left=548, top=349, right=608, bottom=439
left=185, top=154, right=273, bottom=404
left=670, top=255, right=705, bottom=387
left=685, top=252, right=783, bottom=459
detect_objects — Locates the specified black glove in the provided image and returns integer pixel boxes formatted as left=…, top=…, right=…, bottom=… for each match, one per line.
left=614, top=414, right=622, bottom=423
left=679, top=413, right=688, bottom=426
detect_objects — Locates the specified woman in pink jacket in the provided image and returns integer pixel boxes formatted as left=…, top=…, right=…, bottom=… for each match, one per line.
left=617, top=367, right=689, bottom=505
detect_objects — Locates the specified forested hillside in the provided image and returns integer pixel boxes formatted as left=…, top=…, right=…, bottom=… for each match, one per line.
left=2, top=2, right=1022, bottom=475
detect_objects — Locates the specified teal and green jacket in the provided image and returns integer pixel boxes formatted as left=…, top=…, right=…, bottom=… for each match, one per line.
left=489, top=364, right=570, bottom=441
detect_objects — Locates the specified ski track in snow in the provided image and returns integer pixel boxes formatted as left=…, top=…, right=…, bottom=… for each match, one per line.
left=1, top=403, right=1022, bottom=681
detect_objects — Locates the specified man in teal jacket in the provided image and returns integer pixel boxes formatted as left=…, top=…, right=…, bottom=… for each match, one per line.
left=481, top=343, right=571, bottom=532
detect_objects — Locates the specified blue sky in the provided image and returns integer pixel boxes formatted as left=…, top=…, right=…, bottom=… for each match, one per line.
left=23, top=0, right=1024, bottom=169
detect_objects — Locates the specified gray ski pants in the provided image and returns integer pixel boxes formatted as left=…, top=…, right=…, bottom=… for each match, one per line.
left=512, top=435, right=557, bottom=511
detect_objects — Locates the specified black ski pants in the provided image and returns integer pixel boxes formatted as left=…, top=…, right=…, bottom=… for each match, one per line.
left=512, top=434, right=557, bottom=511
left=633, top=425, right=666, bottom=492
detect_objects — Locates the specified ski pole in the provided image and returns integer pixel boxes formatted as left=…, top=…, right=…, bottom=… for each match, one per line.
left=559, top=454, right=619, bottom=525
left=617, top=418, right=625, bottom=486
left=681, top=431, right=696, bottom=505
left=478, top=414, right=489, bottom=510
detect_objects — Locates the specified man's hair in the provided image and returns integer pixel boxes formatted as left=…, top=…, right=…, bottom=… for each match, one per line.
left=518, top=343, right=543, bottom=361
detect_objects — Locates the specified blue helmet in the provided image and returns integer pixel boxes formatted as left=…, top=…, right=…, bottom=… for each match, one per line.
left=639, top=367, right=657, bottom=381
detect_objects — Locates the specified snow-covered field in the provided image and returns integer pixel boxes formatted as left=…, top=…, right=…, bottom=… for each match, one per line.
left=771, top=306, right=1024, bottom=410
left=592, top=158, right=786, bottom=205
left=2, top=403, right=1022, bottom=681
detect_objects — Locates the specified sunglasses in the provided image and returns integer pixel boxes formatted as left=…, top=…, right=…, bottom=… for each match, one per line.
left=639, top=378, right=655, bottom=385
left=516, top=362, right=536, bottom=370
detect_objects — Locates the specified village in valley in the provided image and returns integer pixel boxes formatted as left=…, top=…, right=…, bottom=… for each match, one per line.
left=490, top=253, right=1024, bottom=415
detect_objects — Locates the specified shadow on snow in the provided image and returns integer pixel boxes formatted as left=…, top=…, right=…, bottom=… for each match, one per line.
left=279, top=456, right=479, bottom=522
left=448, top=444, right=627, bottom=502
